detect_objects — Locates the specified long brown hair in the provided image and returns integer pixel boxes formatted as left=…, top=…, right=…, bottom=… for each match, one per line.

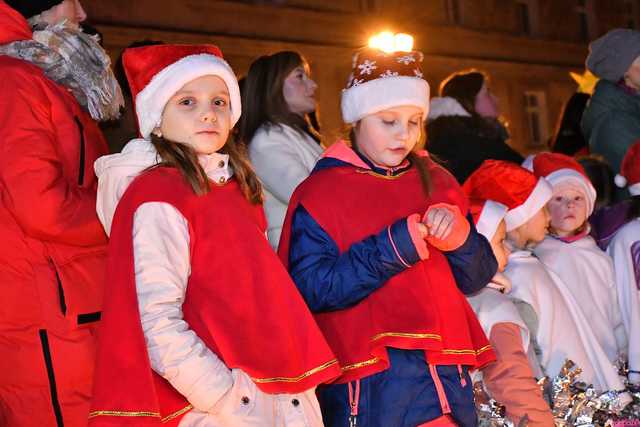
left=237, top=51, right=314, bottom=146
left=348, top=122, right=432, bottom=196
left=150, top=134, right=263, bottom=204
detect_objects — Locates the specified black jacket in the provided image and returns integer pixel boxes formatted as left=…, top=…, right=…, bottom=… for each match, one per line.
left=427, top=115, right=524, bottom=184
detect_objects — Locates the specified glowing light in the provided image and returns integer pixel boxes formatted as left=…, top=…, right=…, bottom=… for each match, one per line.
left=368, top=31, right=414, bottom=53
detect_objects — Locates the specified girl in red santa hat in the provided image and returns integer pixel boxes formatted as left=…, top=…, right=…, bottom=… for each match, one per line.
left=278, top=47, right=498, bottom=427
left=464, top=198, right=554, bottom=426
left=607, top=142, right=640, bottom=384
left=463, top=160, right=629, bottom=398
left=525, top=152, right=639, bottom=386
left=88, top=44, right=341, bottom=427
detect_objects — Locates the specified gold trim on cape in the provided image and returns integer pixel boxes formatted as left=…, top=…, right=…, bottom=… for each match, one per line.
left=355, top=168, right=411, bottom=180
left=251, top=358, right=339, bottom=384
left=371, top=332, right=442, bottom=341
left=161, top=405, right=194, bottom=423
left=341, top=357, right=381, bottom=372
left=89, top=404, right=193, bottom=423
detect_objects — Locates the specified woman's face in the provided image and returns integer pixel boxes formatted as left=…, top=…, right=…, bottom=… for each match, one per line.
left=282, top=65, right=317, bottom=116
left=474, top=82, right=499, bottom=118
left=625, top=56, right=640, bottom=91
left=157, top=75, right=232, bottom=155
left=355, top=106, right=423, bottom=168
left=41, top=0, right=87, bottom=26
left=547, top=187, right=588, bottom=237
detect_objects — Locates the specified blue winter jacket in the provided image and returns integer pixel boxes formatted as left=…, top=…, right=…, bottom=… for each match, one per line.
left=286, top=153, right=497, bottom=427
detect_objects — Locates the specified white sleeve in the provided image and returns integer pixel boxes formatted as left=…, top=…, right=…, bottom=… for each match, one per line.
left=249, top=130, right=315, bottom=203
left=133, top=202, right=233, bottom=412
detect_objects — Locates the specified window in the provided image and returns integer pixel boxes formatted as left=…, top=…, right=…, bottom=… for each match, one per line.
left=516, top=0, right=539, bottom=36
left=625, top=0, right=640, bottom=29
left=575, top=0, right=596, bottom=41
left=517, top=1, right=531, bottom=35
left=524, top=92, right=549, bottom=147
left=445, top=0, right=461, bottom=25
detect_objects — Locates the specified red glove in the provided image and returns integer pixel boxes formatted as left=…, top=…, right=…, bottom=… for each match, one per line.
left=422, top=203, right=470, bottom=252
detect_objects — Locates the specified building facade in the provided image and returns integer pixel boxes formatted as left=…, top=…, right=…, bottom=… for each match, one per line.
left=85, top=0, right=640, bottom=153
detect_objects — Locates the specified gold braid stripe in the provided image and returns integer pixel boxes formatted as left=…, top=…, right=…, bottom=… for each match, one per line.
left=442, top=344, right=493, bottom=356
left=89, top=405, right=193, bottom=423
left=161, top=405, right=193, bottom=423
left=89, top=410, right=160, bottom=419
left=371, top=332, right=442, bottom=342
left=355, top=169, right=411, bottom=180
left=251, top=358, right=339, bottom=384
left=341, top=357, right=381, bottom=372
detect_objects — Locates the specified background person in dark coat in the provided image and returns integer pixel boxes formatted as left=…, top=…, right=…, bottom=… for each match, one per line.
left=426, top=69, right=523, bottom=184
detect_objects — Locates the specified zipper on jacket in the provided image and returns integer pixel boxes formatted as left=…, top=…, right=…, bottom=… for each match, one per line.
left=54, top=267, right=67, bottom=316
left=39, top=330, right=65, bottom=427
left=74, top=117, right=85, bottom=186
left=428, top=364, right=452, bottom=415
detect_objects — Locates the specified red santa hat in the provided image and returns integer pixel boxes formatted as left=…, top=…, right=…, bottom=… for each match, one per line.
left=615, top=141, right=640, bottom=196
left=122, top=44, right=241, bottom=139
left=341, top=48, right=430, bottom=124
left=523, top=152, right=597, bottom=215
left=463, top=160, right=553, bottom=232
left=469, top=198, right=509, bottom=241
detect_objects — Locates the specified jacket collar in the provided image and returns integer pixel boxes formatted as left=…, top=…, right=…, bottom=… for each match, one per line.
left=321, top=140, right=419, bottom=177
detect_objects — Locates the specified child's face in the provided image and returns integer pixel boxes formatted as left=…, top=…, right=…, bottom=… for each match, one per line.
left=547, top=187, right=587, bottom=237
left=283, top=65, right=317, bottom=116
left=355, top=106, right=423, bottom=168
left=158, top=75, right=231, bottom=154
left=490, top=220, right=510, bottom=272
left=507, top=206, right=550, bottom=249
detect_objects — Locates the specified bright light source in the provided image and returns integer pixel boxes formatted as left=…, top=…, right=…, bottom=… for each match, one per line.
left=394, top=33, right=414, bottom=52
left=368, top=31, right=414, bottom=53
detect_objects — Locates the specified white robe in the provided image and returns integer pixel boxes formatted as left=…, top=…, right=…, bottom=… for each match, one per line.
left=607, top=218, right=640, bottom=382
left=504, top=250, right=625, bottom=392
left=534, top=235, right=626, bottom=364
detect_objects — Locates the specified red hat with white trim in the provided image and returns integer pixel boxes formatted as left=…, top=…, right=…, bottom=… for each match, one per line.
left=615, top=142, right=640, bottom=196
left=523, top=152, right=597, bottom=215
left=463, top=160, right=553, bottom=232
left=123, top=44, right=241, bottom=139
left=341, top=48, right=430, bottom=124
left=469, top=198, right=509, bottom=241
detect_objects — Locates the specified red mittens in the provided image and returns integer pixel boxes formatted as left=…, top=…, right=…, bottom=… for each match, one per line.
left=422, top=203, right=470, bottom=252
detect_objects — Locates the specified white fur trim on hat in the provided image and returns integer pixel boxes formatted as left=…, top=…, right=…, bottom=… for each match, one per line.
left=427, top=97, right=471, bottom=121
left=505, top=178, right=553, bottom=232
left=545, top=169, right=597, bottom=216
left=341, top=76, right=430, bottom=124
left=136, top=54, right=241, bottom=139
left=630, top=182, right=640, bottom=196
left=476, top=200, right=509, bottom=241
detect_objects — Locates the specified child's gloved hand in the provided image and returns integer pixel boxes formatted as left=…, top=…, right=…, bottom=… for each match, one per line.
left=422, top=203, right=470, bottom=252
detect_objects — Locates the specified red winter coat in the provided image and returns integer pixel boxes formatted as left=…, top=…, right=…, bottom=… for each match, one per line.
left=0, top=2, right=109, bottom=426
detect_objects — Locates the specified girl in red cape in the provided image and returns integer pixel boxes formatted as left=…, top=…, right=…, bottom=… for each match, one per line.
left=278, top=48, right=497, bottom=427
left=89, top=44, right=340, bottom=426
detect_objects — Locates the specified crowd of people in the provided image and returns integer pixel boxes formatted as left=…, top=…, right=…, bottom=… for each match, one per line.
left=1, top=1, right=639, bottom=426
